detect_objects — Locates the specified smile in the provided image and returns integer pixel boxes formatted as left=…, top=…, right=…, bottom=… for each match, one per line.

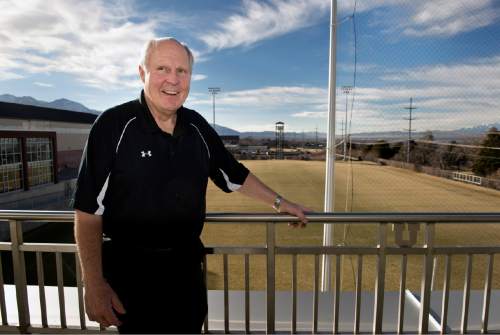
left=161, top=90, right=179, bottom=96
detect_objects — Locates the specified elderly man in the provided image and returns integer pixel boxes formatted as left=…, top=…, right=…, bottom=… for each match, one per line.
left=74, top=37, right=308, bottom=334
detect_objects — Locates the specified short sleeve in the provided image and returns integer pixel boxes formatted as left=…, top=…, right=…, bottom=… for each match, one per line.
left=206, top=128, right=249, bottom=193
left=73, top=114, right=115, bottom=215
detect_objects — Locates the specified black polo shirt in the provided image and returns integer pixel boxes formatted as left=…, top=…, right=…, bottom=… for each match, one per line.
left=74, top=91, right=249, bottom=247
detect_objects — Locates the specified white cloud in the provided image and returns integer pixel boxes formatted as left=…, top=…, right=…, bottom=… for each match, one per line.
left=190, top=86, right=328, bottom=108
left=199, top=0, right=329, bottom=51
left=220, top=86, right=327, bottom=106
left=0, top=71, right=24, bottom=80
left=404, top=0, right=498, bottom=37
left=0, top=0, right=179, bottom=89
left=384, top=56, right=500, bottom=89
left=187, top=85, right=330, bottom=131
left=196, top=0, right=498, bottom=55
left=187, top=54, right=500, bottom=133
left=343, top=56, right=500, bottom=132
left=362, top=0, right=499, bottom=38
left=189, top=59, right=500, bottom=132
left=292, top=111, right=327, bottom=118
left=34, top=82, right=53, bottom=87
left=354, top=0, right=411, bottom=12
left=232, top=123, right=276, bottom=132
left=192, top=74, right=207, bottom=81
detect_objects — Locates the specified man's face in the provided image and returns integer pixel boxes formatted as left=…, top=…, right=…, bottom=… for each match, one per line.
left=139, top=40, right=191, bottom=117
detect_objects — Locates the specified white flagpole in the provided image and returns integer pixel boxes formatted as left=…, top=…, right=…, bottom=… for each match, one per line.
left=321, top=0, right=338, bottom=292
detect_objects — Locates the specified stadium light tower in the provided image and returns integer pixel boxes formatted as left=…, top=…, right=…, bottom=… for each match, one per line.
left=342, top=86, right=352, bottom=161
left=208, top=87, right=221, bottom=130
left=275, top=122, right=285, bottom=160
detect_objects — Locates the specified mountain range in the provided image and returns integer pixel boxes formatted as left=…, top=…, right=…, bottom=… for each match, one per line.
left=350, top=125, right=500, bottom=141
left=0, top=94, right=99, bottom=114
left=1, top=94, right=497, bottom=139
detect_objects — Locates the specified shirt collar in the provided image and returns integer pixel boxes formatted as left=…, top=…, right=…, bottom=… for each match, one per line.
left=137, top=90, right=187, bottom=137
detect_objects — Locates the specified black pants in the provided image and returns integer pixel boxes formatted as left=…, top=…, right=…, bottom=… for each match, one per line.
left=102, top=242, right=207, bottom=334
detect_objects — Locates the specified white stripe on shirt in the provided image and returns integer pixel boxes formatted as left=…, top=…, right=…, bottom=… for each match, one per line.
left=189, top=123, right=211, bottom=159
left=219, top=168, right=242, bottom=191
left=95, top=173, right=110, bottom=215
left=116, top=117, right=136, bottom=153
left=95, top=116, right=135, bottom=215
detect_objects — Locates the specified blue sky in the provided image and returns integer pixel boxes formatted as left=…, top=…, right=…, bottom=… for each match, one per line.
left=0, top=0, right=499, bottom=133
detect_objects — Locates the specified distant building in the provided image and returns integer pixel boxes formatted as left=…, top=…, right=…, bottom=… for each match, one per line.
left=220, top=135, right=240, bottom=145
left=239, top=145, right=268, bottom=154
left=0, top=101, right=97, bottom=194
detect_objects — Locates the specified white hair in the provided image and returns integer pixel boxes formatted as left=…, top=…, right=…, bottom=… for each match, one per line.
left=140, top=37, right=194, bottom=70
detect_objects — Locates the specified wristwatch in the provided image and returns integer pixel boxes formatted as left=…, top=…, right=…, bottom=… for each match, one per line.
left=272, top=195, right=282, bottom=212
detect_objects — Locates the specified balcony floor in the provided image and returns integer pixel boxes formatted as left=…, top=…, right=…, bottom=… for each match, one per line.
left=2, top=285, right=499, bottom=333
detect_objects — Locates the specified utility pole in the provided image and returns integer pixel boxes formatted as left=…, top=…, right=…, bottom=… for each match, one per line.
left=340, top=119, right=344, bottom=152
left=208, top=87, right=221, bottom=130
left=404, top=97, right=417, bottom=163
left=342, top=86, right=352, bottom=161
left=315, top=126, right=318, bottom=147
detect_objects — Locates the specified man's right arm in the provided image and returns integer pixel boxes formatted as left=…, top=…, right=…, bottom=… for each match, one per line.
left=75, top=210, right=125, bottom=327
left=75, top=210, right=104, bottom=284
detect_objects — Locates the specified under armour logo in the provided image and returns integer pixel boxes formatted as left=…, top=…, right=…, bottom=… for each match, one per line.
left=141, top=150, right=152, bottom=157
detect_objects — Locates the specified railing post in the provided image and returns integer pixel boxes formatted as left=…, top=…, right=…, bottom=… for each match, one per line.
left=419, top=223, right=435, bottom=334
left=461, top=254, right=473, bottom=334
left=266, top=222, right=276, bottom=334
left=481, top=254, right=494, bottom=334
left=223, top=254, right=229, bottom=333
left=9, top=219, right=30, bottom=333
left=373, top=223, right=387, bottom=334
left=397, top=255, right=407, bottom=334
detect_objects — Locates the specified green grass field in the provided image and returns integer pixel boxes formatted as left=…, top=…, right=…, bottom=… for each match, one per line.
left=201, top=160, right=500, bottom=291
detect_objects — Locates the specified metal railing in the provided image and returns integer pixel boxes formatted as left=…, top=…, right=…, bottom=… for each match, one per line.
left=0, top=210, right=499, bottom=333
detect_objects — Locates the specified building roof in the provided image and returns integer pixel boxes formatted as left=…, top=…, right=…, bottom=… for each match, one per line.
left=0, top=101, right=98, bottom=124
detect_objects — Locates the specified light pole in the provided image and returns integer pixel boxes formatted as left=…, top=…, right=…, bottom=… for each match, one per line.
left=208, top=87, right=221, bottom=130
left=342, top=86, right=352, bottom=161
left=321, top=0, right=338, bottom=293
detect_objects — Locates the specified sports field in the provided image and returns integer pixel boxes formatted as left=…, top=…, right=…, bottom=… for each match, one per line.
left=201, top=160, right=500, bottom=291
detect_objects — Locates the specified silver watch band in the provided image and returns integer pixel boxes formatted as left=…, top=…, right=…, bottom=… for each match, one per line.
left=272, top=195, right=282, bottom=212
